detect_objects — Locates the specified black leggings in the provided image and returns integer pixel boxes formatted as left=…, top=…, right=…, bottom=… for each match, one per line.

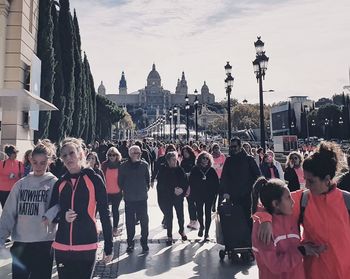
left=162, top=197, right=185, bottom=237
left=195, top=199, right=214, bottom=235
left=10, top=241, right=53, bottom=279
left=108, top=193, right=123, bottom=228
left=0, top=190, right=10, bottom=208
left=55, top=250, right=96, bottom=279
left=186, top=196, right=197, bottom=221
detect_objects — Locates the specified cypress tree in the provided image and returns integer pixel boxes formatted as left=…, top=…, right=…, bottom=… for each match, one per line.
left=48, top=3, right=66, bottom=142
left=71, top=9, right=83, bottom=137
left=88, top=66, right=96, bottom=143
left=59, top=0, right=75, bottom=135
left=82, top=54, right=91, bottom=142
left=35, top=0, right=55, bottom=141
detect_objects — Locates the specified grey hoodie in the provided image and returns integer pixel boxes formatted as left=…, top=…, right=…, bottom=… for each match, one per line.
left=0, top=172, right=58, bottom=246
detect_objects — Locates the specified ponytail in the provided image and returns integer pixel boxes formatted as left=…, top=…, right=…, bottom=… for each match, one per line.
left=252, top=177, right=268, bottom=214
left=252, top=177, right=287, bottom=215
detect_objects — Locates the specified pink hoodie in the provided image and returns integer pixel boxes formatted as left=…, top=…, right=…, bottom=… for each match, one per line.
left=252, top=213, right=305, bottom=279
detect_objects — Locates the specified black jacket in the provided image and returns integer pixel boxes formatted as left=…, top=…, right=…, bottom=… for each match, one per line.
left=157, top=165, right=188, bottom=199
left=260, top=163, right=280, bottom=180
left=337, top=172, right=350, bottom=192
left=50, top=168, right=113, bottom=255
left=180, top=157, right=195, bottom=174
left=284, top=166, right=301, bottom=192
left=220, top=150, right=261, bottom=200
left=118, top=160, right=150, bottom=202
left=189, top=166, right=219, bottom=202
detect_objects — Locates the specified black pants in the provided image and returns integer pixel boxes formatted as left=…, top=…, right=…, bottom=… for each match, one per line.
left=108, top=193, right=123, bottom=228
left=195, top=199, right=214, bottom=235
left=161, top=197, right=184, bottom=237
left=186, top=196, right=197, bottom=221
left=125, top=200, right=149, bottom=246
left=234, top=195, right=253, bottom=232
left=10, top=241, right=53, bottom=279
left=55, top=250, right=96, bottom=279
left=0, top=190, right=10, bottom=208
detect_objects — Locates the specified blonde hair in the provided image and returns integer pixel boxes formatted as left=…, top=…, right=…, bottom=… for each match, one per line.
left=286, top=151, right=303, bottom=168
left=60, top=137, right=86, bottom=164
left=106, top=147, right=122, bottom=162
left=196, top=151, right=214, bottom=168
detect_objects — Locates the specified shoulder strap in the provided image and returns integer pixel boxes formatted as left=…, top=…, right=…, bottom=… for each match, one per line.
left=341, top=190, right=350, bottom=214
left=298, top=189, right=310, bottom=225
left=3, top=160, right=5, bottom=168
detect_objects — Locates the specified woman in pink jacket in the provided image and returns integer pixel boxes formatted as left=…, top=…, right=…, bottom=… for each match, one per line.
left=251, top=177, right=305, bottom=279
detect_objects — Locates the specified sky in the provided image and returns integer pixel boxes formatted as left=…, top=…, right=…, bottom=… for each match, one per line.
left=70, top=0, right=350, bottom=104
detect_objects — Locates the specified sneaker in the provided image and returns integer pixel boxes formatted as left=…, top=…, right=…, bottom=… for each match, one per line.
left=198, top=228, right=204, bottom=237
left=204, top=234, right=209, bottom=241
left=180, top=232, right=187, bottom=241
left=112, top=227, right=119, bottom=237
left=166, top=237, right=173, bottom=246
left=142, top=244, right=149, bottom=252
left=126, top=245, right=134, bottom=253
left=187, top=220, right=193, bottom=229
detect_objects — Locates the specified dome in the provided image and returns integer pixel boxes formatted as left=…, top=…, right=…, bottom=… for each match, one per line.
left=201, top=81, right=209, bottom=94
left=147, top=63, right=161, bottom=81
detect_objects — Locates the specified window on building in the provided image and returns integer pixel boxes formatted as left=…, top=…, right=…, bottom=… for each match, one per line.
left=23, top=64, right=31, bottom=91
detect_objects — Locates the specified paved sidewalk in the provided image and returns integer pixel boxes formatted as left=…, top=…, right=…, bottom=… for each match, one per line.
left=0, top=187, right=259, bottom=278
left=92, top=187, right=258, bottom=278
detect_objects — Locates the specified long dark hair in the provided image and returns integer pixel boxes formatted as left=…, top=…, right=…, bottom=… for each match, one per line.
left=251, top=177, right=286, bottom=215
left=181, top=145, right=196, bottom=161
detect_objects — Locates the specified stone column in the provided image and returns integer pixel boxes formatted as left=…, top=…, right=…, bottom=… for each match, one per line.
left=0, top=0, right=10, bottom=87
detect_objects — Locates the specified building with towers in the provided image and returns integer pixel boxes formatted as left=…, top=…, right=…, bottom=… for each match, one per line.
left=98, top=64, right=215, bottom=124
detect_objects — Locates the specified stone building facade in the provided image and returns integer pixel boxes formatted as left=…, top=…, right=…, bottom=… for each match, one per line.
left=98, top=64, right=215, bottom=123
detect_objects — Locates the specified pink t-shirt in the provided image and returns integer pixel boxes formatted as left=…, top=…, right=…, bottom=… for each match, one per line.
left=213, top=154, right=226, bottom=178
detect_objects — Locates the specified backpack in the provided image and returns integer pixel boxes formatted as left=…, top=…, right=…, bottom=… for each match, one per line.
left=298, top=189, right=350, bottom=225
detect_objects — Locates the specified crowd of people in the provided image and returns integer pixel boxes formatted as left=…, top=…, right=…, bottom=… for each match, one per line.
left=0, top=136, right=349, bottom=278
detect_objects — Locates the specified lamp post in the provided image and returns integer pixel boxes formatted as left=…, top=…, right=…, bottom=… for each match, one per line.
left=173, top=106, right=178, bottom=141
left=194, top=90, right=199, bottom=141
left=224, top=62, right=234, bottom=141
left=252, top=36, right=269, bottom=151
left=169, top=109, right=173, bottom=141
left=325, top=118, right=329, bottom=139
left=339, top=116, right=344, bottom=139
left=304, top=105, right=310, bottom=142
left=185, top=94, right=190, bottom=143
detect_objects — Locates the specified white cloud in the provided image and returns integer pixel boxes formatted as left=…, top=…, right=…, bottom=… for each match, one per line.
left=70, top=0, right=350, bottom=104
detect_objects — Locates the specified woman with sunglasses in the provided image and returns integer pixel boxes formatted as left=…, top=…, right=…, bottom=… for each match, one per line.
left=86, top=152, right=105, bottom=182
left=284, top=152, right=304, bottom=191
left=101, top=147, right=123, bottom=237
left=189, top=151, right=220, bottom=240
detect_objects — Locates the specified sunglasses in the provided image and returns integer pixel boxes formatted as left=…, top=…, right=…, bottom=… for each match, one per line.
left=291, top=156, right=299, bottom=160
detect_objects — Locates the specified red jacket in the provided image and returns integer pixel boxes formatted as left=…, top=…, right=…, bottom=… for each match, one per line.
left=257, top=188, right=350, bottom=279
left=252, top=213, right=305, bottom=279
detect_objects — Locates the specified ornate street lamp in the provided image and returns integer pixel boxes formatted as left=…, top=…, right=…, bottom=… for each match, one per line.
left=224, top=62, right=234, bottom=140
left=173, top=106, right=178, bottom=141
left=304, top=105, right=310, bottom=142
left=194, top=90, right=199, bottom=141
left=185, top=94, right=190, bottom=143
left=253, top=36, right=269, bottom=151
left=169, top=109, right=173, bottom=141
